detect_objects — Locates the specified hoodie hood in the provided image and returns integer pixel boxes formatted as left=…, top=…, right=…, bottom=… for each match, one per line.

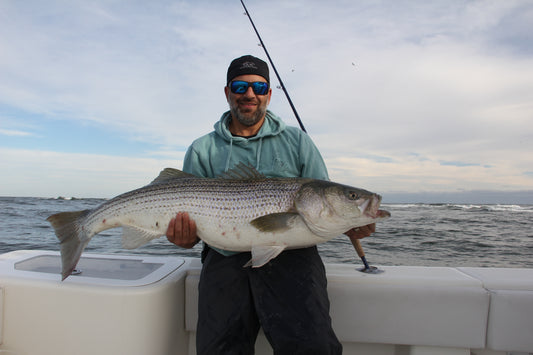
left=214, top=110, right=287, bottom=171
left=183, top=109, right=327, bottom=182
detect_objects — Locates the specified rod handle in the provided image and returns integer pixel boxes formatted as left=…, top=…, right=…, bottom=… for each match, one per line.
left=349, top=236, right=371, bottom=269
left=351, top=237, right=365, bottom=258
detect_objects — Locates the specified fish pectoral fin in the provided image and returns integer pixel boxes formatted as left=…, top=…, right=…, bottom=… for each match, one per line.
left=243, top=245, right=287, bottom=268
left=122, top=226, right=161, bottom=249
left=250, top=212, right=300, bottom=232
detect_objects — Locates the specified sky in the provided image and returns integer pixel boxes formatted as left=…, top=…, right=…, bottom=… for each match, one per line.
left=1, top=0, right=532, bottom=203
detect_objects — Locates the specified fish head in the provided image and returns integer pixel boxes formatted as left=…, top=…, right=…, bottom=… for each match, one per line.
left=295, top=180, right=390, bottom=238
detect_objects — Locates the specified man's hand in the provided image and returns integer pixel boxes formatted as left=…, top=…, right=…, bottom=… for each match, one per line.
left=344, top=223, right=376, bottom=240
left=166, top=212, right=200, bottom=249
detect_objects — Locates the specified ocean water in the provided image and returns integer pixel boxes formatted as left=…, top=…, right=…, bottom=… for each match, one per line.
left=1, top=196, right=532, bottom=269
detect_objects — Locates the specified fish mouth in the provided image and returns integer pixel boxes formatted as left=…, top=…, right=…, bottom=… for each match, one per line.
left=375, top=209, right=391, bottom=219
left=360, top=194, right=386, bottom=219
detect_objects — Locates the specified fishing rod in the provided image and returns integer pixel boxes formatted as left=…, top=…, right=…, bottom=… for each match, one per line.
left=240, top=0, right=381, bottom=274
left=239, top=0, right=306, bottom=133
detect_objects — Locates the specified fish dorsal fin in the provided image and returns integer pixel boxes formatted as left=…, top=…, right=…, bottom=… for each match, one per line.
left=218, top=162, right=265, bottom=179
left=149, top=168, right=197, bottom=185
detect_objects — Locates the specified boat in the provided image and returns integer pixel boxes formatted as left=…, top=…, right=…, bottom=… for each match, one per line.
left=0, top=249, right=532, bottom=355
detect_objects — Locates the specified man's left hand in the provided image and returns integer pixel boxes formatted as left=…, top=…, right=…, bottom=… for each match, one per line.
left=344, top=223, right=376, bottom=240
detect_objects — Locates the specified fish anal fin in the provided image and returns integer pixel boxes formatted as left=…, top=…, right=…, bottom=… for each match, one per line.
left=250, top=212, right=299, bottom=232
left=243, top=245, right=287, bottom=268
left=122, top=226, right=161, bottom=249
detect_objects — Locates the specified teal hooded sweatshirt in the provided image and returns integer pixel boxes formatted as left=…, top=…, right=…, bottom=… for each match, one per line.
left=182, top=110, right=329, bottom=255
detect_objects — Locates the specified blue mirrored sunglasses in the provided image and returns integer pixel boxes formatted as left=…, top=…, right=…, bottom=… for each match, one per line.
left=230, top=81, right=269, bottom=95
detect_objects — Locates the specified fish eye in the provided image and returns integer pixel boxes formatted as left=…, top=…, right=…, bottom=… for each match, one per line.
left=348, top=191, right=359, bottom=200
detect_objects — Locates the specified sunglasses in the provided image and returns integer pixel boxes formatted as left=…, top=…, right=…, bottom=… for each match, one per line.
left=230, top=81, right=270, bottom=95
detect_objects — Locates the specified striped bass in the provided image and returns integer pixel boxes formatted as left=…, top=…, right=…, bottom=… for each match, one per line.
left=47, top=164, right=390, bottom=280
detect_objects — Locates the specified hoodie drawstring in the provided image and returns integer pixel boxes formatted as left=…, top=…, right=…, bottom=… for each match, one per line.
left=225, top=138, right=234, bottom=172
left=255, top=137, right=263, bottom=171
left=224, top=136, right=264, bottom=173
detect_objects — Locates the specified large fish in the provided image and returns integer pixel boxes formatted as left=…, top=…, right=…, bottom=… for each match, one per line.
left=47, top=164, right=390, bottom=280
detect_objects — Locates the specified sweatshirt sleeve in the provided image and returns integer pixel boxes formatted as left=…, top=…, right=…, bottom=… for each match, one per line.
left=298, top=131, right=329, bottom=181
left=183, top=144, right=209, bottom=177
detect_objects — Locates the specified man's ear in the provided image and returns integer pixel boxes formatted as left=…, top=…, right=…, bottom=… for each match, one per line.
left=224, top=86, right=230, bottom=102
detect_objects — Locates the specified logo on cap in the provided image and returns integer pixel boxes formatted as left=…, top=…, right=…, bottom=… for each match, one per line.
left=240, top=61, right=258, bottom=69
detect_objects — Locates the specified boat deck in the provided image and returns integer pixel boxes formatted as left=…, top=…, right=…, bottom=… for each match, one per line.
left=0, top=250, right=532, bottom=355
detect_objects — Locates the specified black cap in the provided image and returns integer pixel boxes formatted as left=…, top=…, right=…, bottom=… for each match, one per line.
left=226, top=55, right=270, bottom=85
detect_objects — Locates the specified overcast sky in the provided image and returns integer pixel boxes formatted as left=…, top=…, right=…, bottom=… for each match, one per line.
left=1, top=0, right=532, bottom=202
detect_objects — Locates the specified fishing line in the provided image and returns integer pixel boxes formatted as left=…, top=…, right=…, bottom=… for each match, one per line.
left=239, top=0, right=381, bottom=274
left=239, top=0, right=306, bottom=133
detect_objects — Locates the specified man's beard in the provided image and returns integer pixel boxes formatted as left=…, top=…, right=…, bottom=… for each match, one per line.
left=229, top=99, right=267, bottom=127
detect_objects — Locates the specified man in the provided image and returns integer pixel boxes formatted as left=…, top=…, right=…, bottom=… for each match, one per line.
left=167, top=55, right=375, bottom=354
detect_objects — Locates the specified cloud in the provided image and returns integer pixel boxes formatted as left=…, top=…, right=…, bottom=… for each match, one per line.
left=0, top=129, right=34, bottom=137
left=0, top=148, right=180, bottom=198
left=439, top=161, right=481, bottom=168
left=324, top=152, right=532, bottom=195
left=0, top=0, right=532, bottom=199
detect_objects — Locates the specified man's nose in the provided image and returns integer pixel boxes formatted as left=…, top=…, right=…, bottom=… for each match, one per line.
left=243, top=86, right=256, bottom=97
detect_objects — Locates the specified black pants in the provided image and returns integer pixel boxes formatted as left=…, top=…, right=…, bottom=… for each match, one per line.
left=196, top=245, right=342, bottom=355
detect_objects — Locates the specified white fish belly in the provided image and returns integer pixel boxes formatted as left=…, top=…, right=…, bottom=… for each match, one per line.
left=195, top=215, right=329, bottom=252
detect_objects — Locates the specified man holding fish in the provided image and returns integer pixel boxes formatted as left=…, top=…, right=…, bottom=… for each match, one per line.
left=167, top=55, right=376, bottom=355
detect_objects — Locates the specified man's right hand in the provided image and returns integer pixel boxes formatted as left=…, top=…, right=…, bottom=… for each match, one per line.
left=166, top=212, right=200, bottom=249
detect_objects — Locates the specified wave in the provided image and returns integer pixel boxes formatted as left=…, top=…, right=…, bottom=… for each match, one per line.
left=448, top=204, right=533, bottom=213
left=486, top=204, right=533, bottom=213
left=383, top=203, right=533, bottom=213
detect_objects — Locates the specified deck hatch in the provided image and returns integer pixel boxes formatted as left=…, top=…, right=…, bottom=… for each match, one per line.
left=15, top=255, right=165, bottom=281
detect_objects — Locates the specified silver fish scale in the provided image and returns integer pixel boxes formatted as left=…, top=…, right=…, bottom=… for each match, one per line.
left=85, top=177, right=305, bottom=228
left=158, top=178, right=303, bottom=220
left=180, top=179, right=302, bottom=221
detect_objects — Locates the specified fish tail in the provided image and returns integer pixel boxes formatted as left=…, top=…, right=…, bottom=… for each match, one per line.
left=47, top=210, right=90, bottom=281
